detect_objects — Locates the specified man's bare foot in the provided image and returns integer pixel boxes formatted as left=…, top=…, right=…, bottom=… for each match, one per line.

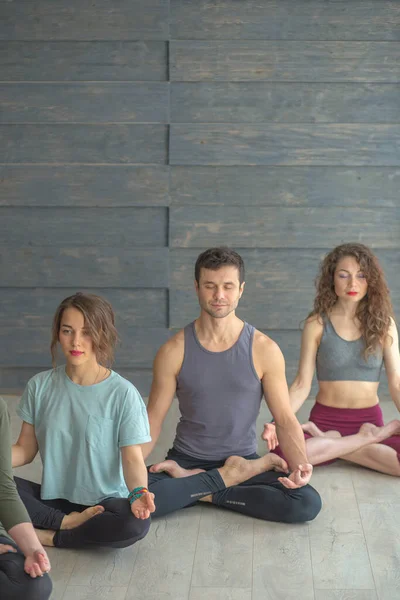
left=219, top=454, right=288, bottom=487
left=34, top=529, right=55, bottom=547
left=301, top=422, right=341, bottom=439
left=260, top=453, right=290, bottom=473
left=149, top=460, right=205, bottom=478
left=60, top=505, right=104, bottom=530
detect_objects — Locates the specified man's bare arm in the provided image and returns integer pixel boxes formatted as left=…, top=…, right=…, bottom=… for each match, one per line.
left=255, top=332, right=309, bottom=471
left=142, top=332, right=184, bottom=461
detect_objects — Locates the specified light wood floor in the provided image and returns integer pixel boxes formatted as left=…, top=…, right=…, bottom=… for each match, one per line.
left=4, top=395, right=400, bottom=600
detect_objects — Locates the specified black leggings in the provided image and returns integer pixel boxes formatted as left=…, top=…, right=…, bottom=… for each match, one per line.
left=0, top=536, right=52, bottom=600
left=14, top=477, right=150, bottom=550
left=148, top=448, right=322, bottom=523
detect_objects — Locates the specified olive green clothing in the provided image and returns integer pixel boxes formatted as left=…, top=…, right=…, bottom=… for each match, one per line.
left=0, top=397, right=31, bottom=540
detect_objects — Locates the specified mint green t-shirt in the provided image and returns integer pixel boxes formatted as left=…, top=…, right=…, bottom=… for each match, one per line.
left=17, top=366, right=151, bottom=506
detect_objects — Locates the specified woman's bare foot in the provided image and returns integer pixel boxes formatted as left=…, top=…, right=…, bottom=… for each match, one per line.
left=359, top=423, right=380, bottom=438
left=34, top=529, right=55, bottom=547
left=301, top=421, right=325, bottom=437
left=360, top=419, right=400, bottom=442
left=60, top=505, right=104, bottom=530
left=149, top=460, right=205, bottom=478
left=219, top=454, right=288, bottom=487
left=385, top=419, right=400, bottom=436
left=302, top=422, right=341, bottom=439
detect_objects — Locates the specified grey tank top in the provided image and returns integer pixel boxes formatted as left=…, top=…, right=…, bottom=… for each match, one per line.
left=316, top=316, right=383, bottom=382
left=173, top=321, right=263, bottom=460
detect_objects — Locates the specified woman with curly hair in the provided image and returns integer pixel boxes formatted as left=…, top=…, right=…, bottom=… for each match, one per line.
left=12, top=292, right=155, bottom=549
left=264, top=243, right=400, bottom=475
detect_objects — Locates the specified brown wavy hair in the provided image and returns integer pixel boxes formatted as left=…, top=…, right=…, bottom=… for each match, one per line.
left=51, top=293, right=119, bottom=367
left=309, top=243, right=393, bottom=356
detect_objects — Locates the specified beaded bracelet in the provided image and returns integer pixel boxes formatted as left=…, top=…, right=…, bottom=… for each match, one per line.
left=128, top=486, right=149, bottom=505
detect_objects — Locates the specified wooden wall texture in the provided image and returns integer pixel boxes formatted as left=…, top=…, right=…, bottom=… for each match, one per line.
left=1, top=0, right=399, bottom=396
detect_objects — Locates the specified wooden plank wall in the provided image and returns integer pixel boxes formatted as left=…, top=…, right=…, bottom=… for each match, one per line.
left=1, top=1, right=399, bottom=396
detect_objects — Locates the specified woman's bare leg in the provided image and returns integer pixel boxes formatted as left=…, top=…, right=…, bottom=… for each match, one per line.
left=341, top=444, right=400, bottom=476
left=304, top=420, right=400, bottom=466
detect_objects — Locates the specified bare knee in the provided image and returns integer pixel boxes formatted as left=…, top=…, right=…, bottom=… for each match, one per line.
left=348, top=445, right=400, bottom=477
left=390, top=452, right=400, bottom=477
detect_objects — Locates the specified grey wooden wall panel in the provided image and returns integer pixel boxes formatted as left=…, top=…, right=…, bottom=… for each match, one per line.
left=0, top=248, right=169, bottom=288
left=0, top=84, right=169, bottom=123
left=171, top=83, right=400, bottom=123
left=0, top=207, right=167, bottom=247
left=170, top=206, right=400, bottom=249
left=1, top=1, right=399, bottom=396
left=170, top=167, right=400, bottom=208
left=0, top=327, right=169, bottom=367
left=0, top=368, right=153, bottom=397
left=0, top=42, right=167, bottom=81
left=0, top=1, right=169, bottom=41
left=169, top=249, right=400, bottom=329
left=170, top=124, right=400, bottom=166
left=1, top=125, right=168, bottom=164
left=170, top=0, right=400, bottom=41
left=170, top=42, right=400, bottom=82
left=0, top=166, right=169, bottom=207
left=0, top=289, right=168, bottom=328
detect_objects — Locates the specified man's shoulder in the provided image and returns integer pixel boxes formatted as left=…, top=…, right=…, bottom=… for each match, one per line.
left=161, top=328, right=185, bottom=353
left=252, top=328, right=281, bottom=355
left=154, top=328, right=185, bottom=374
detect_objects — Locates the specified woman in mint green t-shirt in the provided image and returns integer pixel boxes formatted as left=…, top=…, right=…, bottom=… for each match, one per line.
left=12, top=293, right=155, bottom=549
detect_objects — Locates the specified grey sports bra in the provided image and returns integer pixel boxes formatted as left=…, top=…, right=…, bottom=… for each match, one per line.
left=316, top=316, right=383, bottom=382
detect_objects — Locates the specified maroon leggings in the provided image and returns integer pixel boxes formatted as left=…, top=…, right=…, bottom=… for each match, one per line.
left=273, top=402, right=400, bottom=465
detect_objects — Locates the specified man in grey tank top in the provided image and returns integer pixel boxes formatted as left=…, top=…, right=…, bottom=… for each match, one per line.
left=142, top=248, right=321, bottom=523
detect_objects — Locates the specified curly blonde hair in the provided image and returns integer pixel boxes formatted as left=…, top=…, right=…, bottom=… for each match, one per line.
left=309, top=243, right=393, bottom=356
left=51, top=293, right=119, bottom=367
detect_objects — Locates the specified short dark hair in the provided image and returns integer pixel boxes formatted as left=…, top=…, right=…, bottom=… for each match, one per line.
left=194, top=247, right=245, bottom=284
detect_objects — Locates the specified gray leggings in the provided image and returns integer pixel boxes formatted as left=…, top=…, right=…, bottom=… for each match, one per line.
left=148, top=447, right=322, bottom=523
left=0, top=536, right=52, bottom=600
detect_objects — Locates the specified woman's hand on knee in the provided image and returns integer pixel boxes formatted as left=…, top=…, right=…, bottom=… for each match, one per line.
left=24, top=549, right=51, bottom=578
left=130, top=491, right=156, bottom=520
left=0, top=543, right=17, bottom=554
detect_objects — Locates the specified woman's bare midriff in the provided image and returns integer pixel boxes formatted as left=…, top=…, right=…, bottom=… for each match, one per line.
left=316, top=380, right=380, bottom=409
